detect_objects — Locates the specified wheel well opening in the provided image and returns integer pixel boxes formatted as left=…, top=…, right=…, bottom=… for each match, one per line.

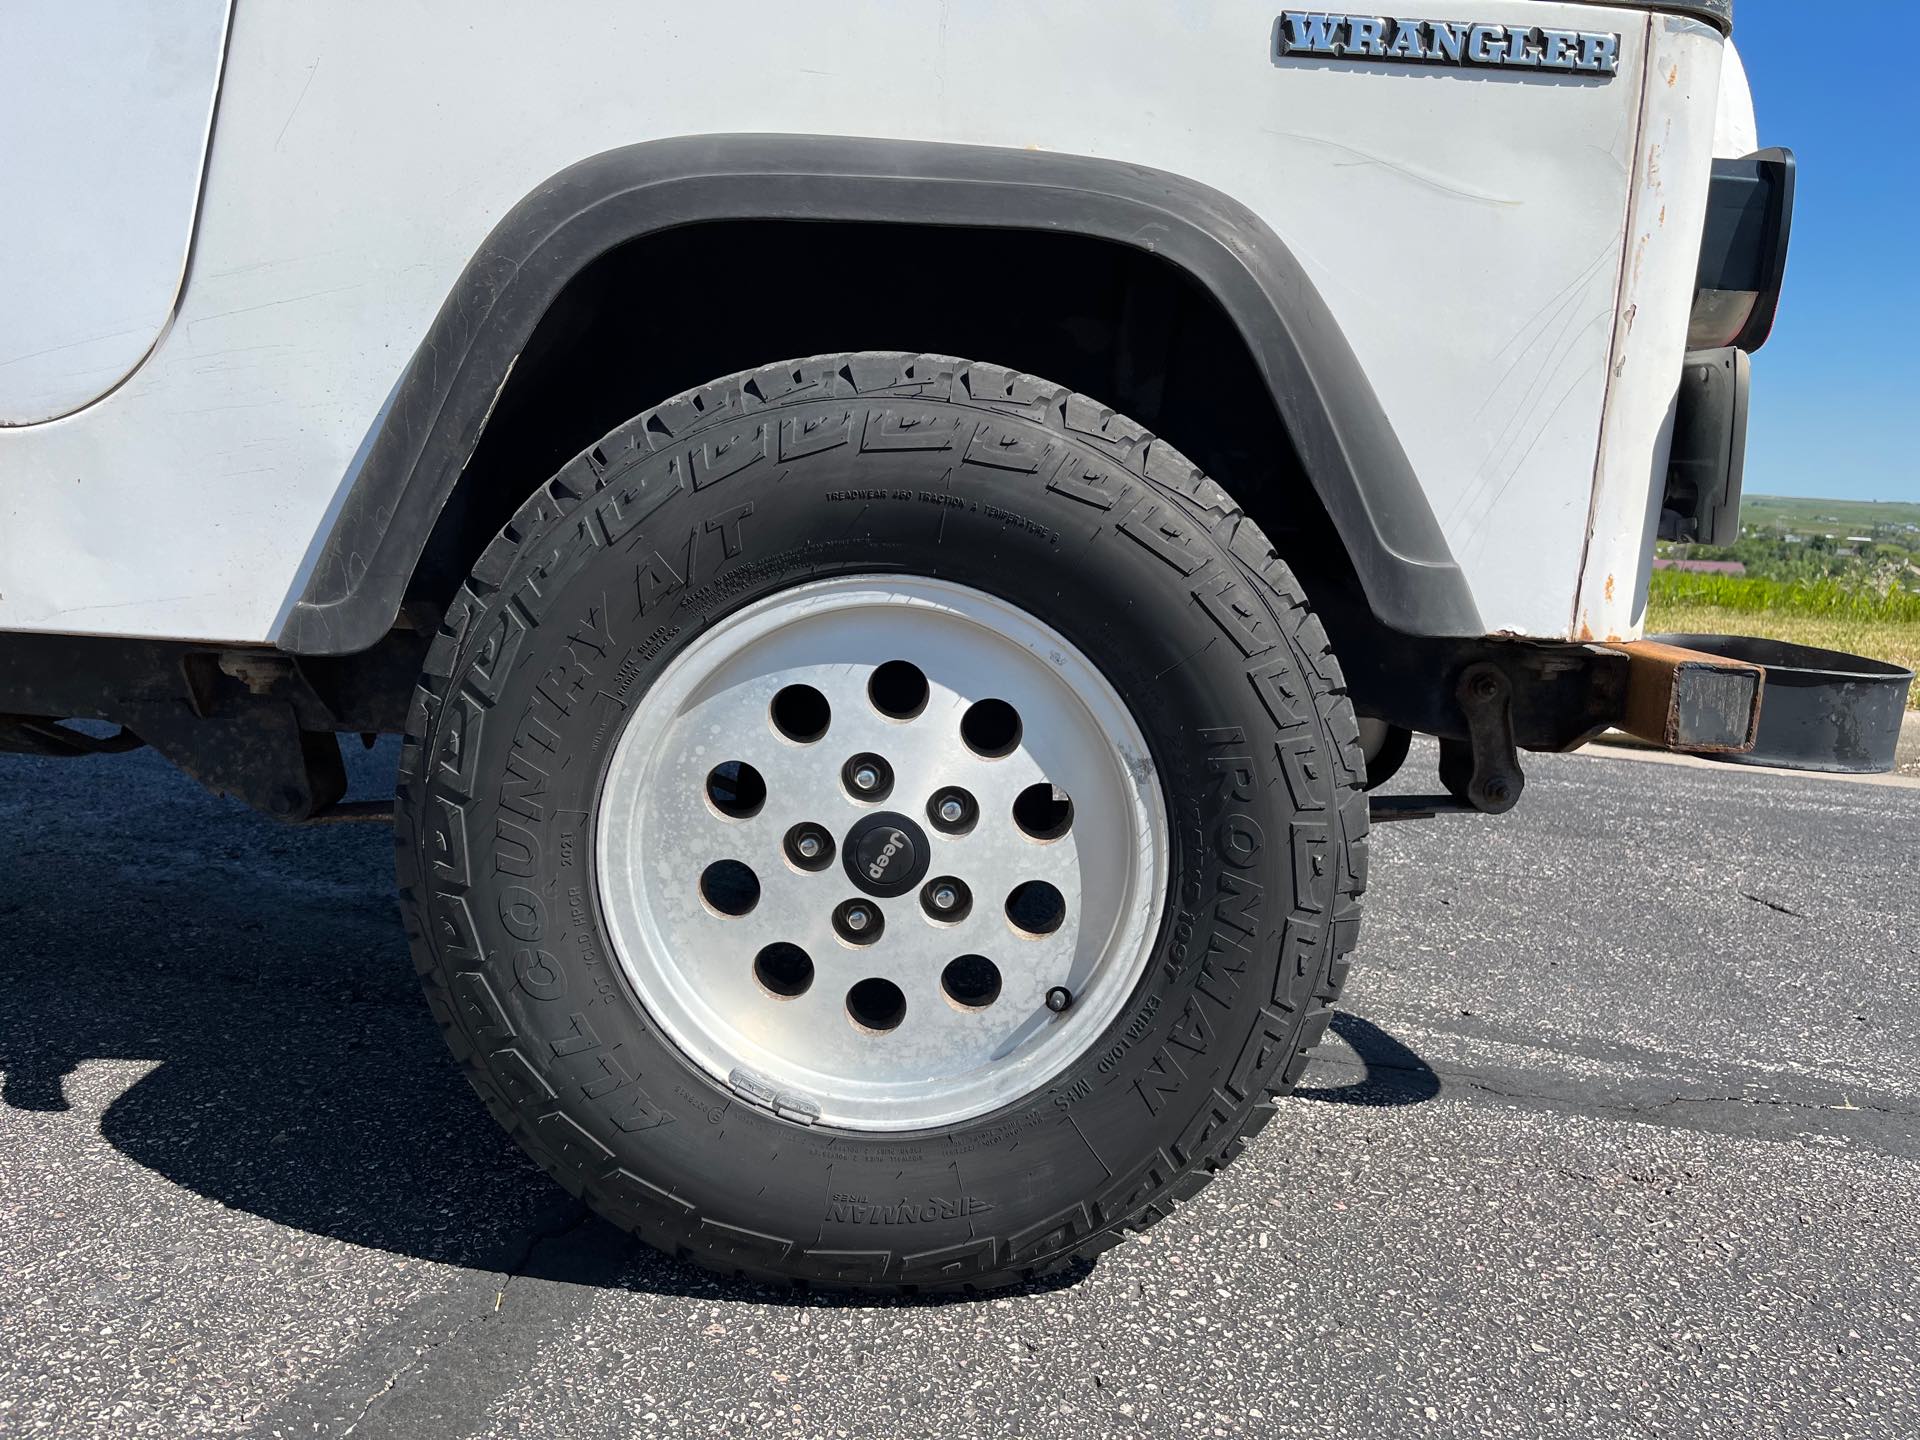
left=408, top=219, right=1363, bottom=617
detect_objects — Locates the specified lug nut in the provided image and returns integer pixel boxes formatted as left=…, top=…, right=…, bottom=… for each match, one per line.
left=785, top=823, right=835, bottom=871
left=833, top=897, right=885, bottom=944
left=927, top=786, right=977, bottom=834
left=842, top=753, right=894, bottom=802
left=920, top=876, right=972, bottom=922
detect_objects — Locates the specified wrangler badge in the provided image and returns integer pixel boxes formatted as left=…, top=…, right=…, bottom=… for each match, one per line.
left=1277, top=12, right=1621, bottom=76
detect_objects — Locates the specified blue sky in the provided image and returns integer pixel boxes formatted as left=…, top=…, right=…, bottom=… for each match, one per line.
left=1738, top=10, right=1920, bottom=502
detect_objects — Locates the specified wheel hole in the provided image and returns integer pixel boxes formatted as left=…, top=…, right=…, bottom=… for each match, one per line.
left=770, top=684, right=831, bottom=743
left=704, top=761, right=766, bottom=819
left=753, top=943, right=814, bottom=999
left=699, top=859, right=760, bottom=917
left=960, top=699, right=1022, bottom=758
left=868, top=660, right=930, bottom=720
left=846, top=977, right=907, bottom=1033
left=1011, top=783, right=1073, bottom=841
left=941, top=955, right=1002, bottom=1009
left=1005, top=880, right=1065, bottom=936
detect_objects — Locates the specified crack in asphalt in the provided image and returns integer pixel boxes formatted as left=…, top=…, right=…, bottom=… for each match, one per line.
left=1454, top=1075, right=1913, bottom=1122
left=336, top=1202, right=593, bottom=1436
left=1310, top=1054, right=1919, bottom=1124
left=1741, top=891, right=1808, bottom=919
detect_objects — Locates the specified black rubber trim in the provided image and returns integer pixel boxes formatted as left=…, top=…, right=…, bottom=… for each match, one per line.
left=276, top=135, right=1480, bottom=654
left=1696, top=148, right=1795, bottom=352
left=1661, top=348, right=1749, bottom=548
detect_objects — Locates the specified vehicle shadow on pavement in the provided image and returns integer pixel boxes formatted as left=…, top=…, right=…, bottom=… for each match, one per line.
left=1, top=946, right=1053, bottom=1305
left=0, top=747, right=1441, bottom=1306
left=1, top=985, right=1439, bottom=1309
left=1294, top=1013, right=1443, bottom=1108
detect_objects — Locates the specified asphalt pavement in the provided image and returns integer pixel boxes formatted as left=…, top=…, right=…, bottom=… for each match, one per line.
left=1, top=736, right=1915, bottom=1439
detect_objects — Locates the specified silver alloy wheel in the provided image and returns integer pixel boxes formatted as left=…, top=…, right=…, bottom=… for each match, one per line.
left=595, top=575, right=1168, bottom=1132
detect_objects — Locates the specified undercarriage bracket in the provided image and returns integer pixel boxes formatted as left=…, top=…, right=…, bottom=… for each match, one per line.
left=1371, top=662, right=1527, bottom=824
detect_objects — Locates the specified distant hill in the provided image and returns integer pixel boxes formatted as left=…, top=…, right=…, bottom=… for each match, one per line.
left=1743, top=495, right=1920, bottom=537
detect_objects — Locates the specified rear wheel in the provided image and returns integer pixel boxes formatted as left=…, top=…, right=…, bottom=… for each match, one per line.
left=397, top=352, right=1368, bottom=1291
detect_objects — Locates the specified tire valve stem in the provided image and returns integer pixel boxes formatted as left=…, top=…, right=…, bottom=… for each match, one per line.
left=1045, top=986, right=1074, bottom=1014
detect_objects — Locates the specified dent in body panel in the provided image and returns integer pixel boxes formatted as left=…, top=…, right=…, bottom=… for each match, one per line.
left=1443, top=236, right=1619, bottom=564
left=1261, top=130, right=1522, bottom=208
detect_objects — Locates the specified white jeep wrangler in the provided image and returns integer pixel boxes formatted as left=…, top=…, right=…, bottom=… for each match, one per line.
left=3, top=2, right=1868, bottom=1291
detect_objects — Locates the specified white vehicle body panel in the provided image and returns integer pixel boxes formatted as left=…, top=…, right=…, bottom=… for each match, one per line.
left=0, top=0, right=229, bottom=425
left=0, top=1, right=1723, bottom=645
left=1574, top=15, right=1726, bottom=640
left=1712, top=41, right=1759, bottom=159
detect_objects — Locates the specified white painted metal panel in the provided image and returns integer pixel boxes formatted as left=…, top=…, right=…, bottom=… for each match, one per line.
left=0, top=1, right=1699, bottom=644
left=1573, top=15, right=1726, bottom=640
left=0, top=1, right=228, bottom=425
left=1713, top=42, right=1758, bottom=159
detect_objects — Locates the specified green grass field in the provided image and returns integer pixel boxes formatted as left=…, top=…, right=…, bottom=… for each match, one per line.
left=1644, top=495, right=1920, bottom=708
left=1648, top=569, right=1920, bottom=623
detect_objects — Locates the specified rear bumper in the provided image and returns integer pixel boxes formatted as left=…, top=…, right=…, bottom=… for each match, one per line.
left=1346, top=628, right=1911, bottom=789
left=1638, top=635, right=1915, bottom=774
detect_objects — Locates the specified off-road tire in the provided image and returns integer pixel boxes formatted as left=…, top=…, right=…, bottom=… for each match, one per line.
left=395, top=352, right=1368, bottom=1292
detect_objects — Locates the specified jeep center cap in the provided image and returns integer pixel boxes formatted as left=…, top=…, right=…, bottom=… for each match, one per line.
left=843, top=812, right=931, bottom=899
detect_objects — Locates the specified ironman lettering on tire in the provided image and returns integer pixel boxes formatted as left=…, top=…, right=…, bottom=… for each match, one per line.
left=396, top=352, right=1369, bottom=1292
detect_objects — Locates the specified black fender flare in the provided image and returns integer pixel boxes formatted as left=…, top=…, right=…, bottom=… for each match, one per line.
left=277, top=134, right=1481, bottom=654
